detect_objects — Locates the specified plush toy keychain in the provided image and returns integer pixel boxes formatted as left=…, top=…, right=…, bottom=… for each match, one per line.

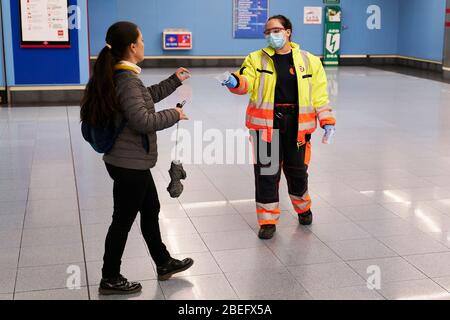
left=167, top=100, right=187, bottom=198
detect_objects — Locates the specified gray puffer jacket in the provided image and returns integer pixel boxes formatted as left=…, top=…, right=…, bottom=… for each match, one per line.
left=103, top=70, right=182, bottom=170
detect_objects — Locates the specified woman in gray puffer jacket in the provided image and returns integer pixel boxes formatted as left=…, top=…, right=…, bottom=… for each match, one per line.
left=81, top=21, right=193, bottom=296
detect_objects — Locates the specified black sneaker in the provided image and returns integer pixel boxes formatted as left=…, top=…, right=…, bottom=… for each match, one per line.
left=258, top=224, right=276, bottom=239
left=299, top=210, right=313, bottom=226
left=157, top=258, right=194, bottom=281
left=98, top=275, right=142, bottom=295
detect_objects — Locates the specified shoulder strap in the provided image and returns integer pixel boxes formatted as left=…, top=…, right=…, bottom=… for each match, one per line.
left=114, top=69, right=130, bottom=75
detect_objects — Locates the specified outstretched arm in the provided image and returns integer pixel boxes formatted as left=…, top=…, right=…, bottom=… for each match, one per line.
left=147, top=73, right=183, bottom=103
left=119, top=78, right=180, bottom=134
left=226, top=55, right=257, bottom=96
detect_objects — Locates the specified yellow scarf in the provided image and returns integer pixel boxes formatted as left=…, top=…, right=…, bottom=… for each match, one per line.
left=114, top=61, right=142, bottom=74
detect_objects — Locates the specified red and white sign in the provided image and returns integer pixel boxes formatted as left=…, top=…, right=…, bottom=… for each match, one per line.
left=163, top=29, right=192, bottom=50
left=304, top=7, right=322, bottom=25
left=20, top=0, right=69, bottom=46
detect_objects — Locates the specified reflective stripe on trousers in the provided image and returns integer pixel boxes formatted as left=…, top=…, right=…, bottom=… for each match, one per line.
left=256, top=202, right=281, bottom=225
left=290, top=192, right=312, bottom=214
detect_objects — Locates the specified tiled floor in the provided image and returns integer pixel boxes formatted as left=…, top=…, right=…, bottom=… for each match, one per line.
left=1, top=66, right=450, bottom=300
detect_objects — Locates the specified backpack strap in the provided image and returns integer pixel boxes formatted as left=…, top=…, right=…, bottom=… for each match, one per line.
left=114, top=69, right=130, bottom=76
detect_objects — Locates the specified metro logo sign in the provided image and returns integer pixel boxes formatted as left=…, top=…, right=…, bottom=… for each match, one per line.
left=167, top=36, right=177, bottom=44
left=163, top=30, right=192, bottom=50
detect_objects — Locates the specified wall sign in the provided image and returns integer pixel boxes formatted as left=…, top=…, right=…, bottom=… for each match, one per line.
left=19, top=0, right=70, bottom=48
left=163, top=29, right=192, bottom=50
left=233, top=0, right=269, bottom=38
left=304, top=7, right=322, bottom=25
left=323, top=6, right=342, bottom=66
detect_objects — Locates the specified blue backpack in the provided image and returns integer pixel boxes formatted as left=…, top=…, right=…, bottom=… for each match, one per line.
left=81, top=117, right=127, bottom=154
left=81, top=69, right=131, bottom=154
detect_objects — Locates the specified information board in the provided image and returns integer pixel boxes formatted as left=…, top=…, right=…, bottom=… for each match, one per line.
left=233, top=0, right=269, bottom=39
left=19, top=0, right=70, bottom=48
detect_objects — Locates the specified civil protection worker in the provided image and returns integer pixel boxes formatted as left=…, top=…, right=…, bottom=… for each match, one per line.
left=222, top=15, right=336, bottom=239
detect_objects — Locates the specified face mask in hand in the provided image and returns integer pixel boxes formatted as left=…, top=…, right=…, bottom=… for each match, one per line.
left=267, top=32, right=286, bottom=49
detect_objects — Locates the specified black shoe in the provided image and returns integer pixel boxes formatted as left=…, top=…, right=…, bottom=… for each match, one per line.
left=157, top=257, right=194, bottom=281
left=258, top=224, right=276, bottom=239
left=98, top=275, right=142, bottom=295
left=299, top=210, right=313, bottom=226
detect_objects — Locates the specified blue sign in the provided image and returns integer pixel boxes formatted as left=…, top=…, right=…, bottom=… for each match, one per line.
left=233, top=0, right=269, bottom=39
left=165, top=34, right=179, bottom=48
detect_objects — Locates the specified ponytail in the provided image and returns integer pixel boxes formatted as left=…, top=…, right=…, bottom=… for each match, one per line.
left=81, top=46, right=117, bottom=127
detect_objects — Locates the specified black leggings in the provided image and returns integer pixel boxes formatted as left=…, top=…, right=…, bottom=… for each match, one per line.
left=102, top=163, right=171, bottom=278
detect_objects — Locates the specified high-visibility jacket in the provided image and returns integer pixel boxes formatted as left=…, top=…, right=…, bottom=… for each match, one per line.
left=228, top=42, right=336, bottom=146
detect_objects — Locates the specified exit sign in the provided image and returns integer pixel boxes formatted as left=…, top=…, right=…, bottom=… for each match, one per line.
left=324, top=0, right=340, bottom=4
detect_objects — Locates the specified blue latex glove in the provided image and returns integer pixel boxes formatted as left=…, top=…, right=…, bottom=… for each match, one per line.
left=222, top=75, right=238, bottom=88
left=322, top=125, right=336, bottom=144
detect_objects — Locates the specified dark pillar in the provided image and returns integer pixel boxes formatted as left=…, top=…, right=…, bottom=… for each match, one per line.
left=444, top=0, right=450, bottom=79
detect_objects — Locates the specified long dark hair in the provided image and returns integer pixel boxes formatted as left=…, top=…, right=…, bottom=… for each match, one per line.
left=268, top=15, right=293, bottom=40
left=80, top=21, right=140, bottom=126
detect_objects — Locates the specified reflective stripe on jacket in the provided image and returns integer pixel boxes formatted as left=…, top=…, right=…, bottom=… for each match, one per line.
left=228, top=42, right=336, bottom=145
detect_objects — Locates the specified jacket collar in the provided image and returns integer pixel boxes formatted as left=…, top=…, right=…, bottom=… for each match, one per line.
left=262, top=42, right=301, bottom=57
left=114, top=60, right=142, bottom=74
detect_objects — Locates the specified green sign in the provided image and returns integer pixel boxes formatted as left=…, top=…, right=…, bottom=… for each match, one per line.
left=323, top=6, right=342, bottom=66
left=323, top=0, right=340, bottom=4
